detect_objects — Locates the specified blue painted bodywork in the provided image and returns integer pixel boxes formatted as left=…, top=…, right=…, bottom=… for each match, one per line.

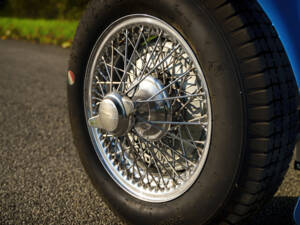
left=257, top=0, right=300, bottom=88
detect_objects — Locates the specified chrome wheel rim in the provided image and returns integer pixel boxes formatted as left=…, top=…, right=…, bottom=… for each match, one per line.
left=84, top=14, right=212, bottom=202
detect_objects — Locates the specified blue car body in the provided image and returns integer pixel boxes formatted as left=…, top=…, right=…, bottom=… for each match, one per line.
left=258, top=0, right=300, bottom=88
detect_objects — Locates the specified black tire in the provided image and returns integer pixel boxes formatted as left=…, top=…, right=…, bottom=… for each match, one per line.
left=67, top=0, right=298, bottom=224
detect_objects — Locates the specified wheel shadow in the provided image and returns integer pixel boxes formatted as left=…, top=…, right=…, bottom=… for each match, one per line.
left=246, top=196, right=297, bottom=225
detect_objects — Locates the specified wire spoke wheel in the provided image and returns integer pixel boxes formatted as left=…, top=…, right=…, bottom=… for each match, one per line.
left=84, top=15, right=212, bottom=202
left=70, top=1, right=298, bottom=224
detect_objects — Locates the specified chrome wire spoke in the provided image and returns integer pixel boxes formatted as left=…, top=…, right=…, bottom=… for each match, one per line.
left=96, top=68, right=108, bottom=81
left=113, top=47, right=143, bottom=76
left=135, top=93, right=204, bottom=103
left=143, top=138, right=183, bottom=183
left=132, top=129, right=188, bottom=173
left=178, top=126, right=189, bottom=168
left=84, top=15, right=211, bottom=202
left=158, top=138, right=197, bottom=166
left=146, top=66, right=194, bottom=100
left=94, top=75, right=105, bottom=97
left=136, top=116, right=198, bottom=149
left=124, top=43, right=181, bottom=95
left=125, top=134, right=147, bottom=181
left=139, top=31, right=163, bottom=76
left=117, top=26, right=144, bottom=91
left=145, top=142, right=168, bottom=189
left=141, top=121, right=202, bottom=126
left=105, top=62, right=136, bottom=77
left=133, top=134, right=162, bottom=187
left=101, top=56, right=112, bottom=87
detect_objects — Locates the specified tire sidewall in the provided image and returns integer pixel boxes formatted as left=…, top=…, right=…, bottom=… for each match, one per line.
left=68, top=1, right=245, bottom=224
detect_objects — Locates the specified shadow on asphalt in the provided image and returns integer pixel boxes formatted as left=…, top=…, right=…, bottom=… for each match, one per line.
left=247, top=196, right=297, bottom=225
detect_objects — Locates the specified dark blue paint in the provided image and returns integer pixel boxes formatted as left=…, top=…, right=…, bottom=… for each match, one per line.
left=258, top=0, right=300, bottom=88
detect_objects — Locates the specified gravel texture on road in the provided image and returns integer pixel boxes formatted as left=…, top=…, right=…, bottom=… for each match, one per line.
left=0, top=40, right=299, bottom=225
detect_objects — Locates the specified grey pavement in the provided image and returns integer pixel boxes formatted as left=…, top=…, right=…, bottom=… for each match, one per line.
left=0, top=39, right=299, bottom=225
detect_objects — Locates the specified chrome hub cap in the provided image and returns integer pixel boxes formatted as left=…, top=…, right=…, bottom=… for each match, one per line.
left=88, top=75, right=171, bottom=139
left=84, top=15, right=212, bottom=202
left=131, top=76, right=172, bottom=140
left=88, top=92, right=134, bottom=136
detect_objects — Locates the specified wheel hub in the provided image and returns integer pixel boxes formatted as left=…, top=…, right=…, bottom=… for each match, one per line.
left=88, top=76, right=171, bottom=139
left=88, top=93, right=134, bottom=136
left=132, top=76, right=171, bottom=140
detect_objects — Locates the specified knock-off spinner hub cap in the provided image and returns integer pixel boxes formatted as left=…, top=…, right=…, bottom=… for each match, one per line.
left=88, top=76, right=171, bottom=139
left=88, top=92, right=134, bottom=136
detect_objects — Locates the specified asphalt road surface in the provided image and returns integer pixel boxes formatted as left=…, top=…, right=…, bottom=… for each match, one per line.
left=0, top=40, right=299, bottom=225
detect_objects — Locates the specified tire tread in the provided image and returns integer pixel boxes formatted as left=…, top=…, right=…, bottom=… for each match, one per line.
left=205, top=0, right=298, bottom=224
